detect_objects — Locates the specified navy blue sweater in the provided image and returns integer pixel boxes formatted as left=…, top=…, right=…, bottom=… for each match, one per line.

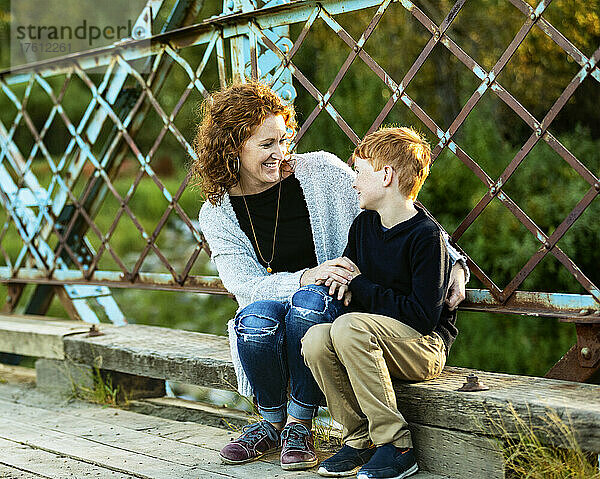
left=344, top=207, right=458, bottom=352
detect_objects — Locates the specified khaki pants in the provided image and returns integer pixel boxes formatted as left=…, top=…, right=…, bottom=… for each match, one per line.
left=301, top=312, right=446, bottom=449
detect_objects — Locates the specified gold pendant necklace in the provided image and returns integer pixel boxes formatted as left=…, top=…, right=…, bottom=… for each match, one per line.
left=241, top=179, right=282, bottom=274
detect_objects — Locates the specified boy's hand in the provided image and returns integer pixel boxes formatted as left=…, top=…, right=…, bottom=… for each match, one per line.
left=343, top=290, right=352, bottom=306
left=314, top=280, right=352, bottom=304
left=446, top=263, right=466, bottom=310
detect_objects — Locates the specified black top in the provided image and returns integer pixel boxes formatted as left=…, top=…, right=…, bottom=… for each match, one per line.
left=344, top=207, right=458, bottom=352
left=230, top=174, right=318, bottom=273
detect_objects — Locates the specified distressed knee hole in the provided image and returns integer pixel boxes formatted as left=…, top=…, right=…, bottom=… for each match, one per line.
left=236, top=314, right=280, bottom=339
left=291, top=286, right=331, bottom=316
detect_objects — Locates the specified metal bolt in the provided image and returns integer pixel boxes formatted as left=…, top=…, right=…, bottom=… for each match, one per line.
left=530, top=12, right=537, bottom=21
left=581, top=347, right=592, bottom=360
left=458, top=373, right=489, bottom=392
left=433, top=31, right=440, bottom=41
left=87, top=324, right=104, bottom=337
left=535, top=127, right=542, bottom=137
left=579, top=308, right=592, bottom=315
left=354, top=44, right=360, bottom=53
left=594, top=182, right=600, bottom=192
left=544, top=241, right=551, bottom=249
left=484, top=76, right=491, bottom=86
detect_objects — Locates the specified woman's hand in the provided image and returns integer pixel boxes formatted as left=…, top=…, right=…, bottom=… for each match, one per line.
left=446, top=262, right=466, bottom=310
left=301, top=257, right=356, bottom=287
left=313, top=257, right=361, bottom=303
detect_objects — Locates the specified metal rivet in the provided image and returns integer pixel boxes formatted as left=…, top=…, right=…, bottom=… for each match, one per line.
left=458, top=374, right=489, bottom=392
left=87, top=324, right=104, bottom=337
left=581, top=347, right=592, bottom=360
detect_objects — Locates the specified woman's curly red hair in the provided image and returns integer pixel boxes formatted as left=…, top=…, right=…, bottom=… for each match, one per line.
left=191, top=81, right=297, bottom=205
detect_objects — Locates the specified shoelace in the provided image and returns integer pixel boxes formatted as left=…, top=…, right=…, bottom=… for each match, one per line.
left=281, top=423, right=310, bottom=449
left=235, top=421, right=278, bottom=446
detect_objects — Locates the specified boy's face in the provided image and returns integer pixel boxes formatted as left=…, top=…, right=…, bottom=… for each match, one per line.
left=352, top=156, right=386, bottom=210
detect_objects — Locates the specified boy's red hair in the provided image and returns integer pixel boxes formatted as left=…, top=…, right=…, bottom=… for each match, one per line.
left=353, top=127, right=431, bottom=200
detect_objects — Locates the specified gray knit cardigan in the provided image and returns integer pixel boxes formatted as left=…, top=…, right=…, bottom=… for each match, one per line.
left=198, top=151, right=466, bottom=397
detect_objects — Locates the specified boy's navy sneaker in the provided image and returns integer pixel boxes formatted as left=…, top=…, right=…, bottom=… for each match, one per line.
left=317, top=444, right=376, bottom=477
left=357, top=443, right=418, bottom=479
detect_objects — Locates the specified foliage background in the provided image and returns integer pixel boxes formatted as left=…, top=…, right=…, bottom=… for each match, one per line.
left=0, top=0, right=598, bottom=378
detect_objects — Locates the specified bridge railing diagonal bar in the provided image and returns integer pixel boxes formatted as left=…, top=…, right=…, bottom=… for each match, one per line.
left=0, top=0, right=597, bottom=326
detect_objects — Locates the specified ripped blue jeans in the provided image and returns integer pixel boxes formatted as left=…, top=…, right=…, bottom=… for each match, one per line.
left=234, top=284, right=345, bottom=423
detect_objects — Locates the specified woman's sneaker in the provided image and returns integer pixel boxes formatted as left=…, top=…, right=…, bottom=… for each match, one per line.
left=220, top=420, right=280, bottom=464
left=280, top=422, right=318, bottom=470
left=317, top=444, right=376, bottom=477
left=357, top=443, right=418, bottom=479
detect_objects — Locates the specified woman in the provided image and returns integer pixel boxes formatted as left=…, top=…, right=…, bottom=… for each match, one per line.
left=193, top=81, right=467, bottom=471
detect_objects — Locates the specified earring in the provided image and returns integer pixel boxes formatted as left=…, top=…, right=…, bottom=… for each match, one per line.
left=232, top=157, right=240, bottom=175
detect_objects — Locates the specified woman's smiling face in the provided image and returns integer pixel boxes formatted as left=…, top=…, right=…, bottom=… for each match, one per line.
left=238, top=114, right=288, bottom=194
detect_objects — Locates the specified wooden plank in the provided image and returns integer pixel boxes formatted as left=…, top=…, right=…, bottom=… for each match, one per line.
left=127, top=396, right=252, bottom=429
left=0, top=315, right=90, bottom=359
left=410, top=423, right=504, bottom=479
left=0, top=364, right=36, bottom=384
left=0, top=398, right=313, bottom=478
left=0, top=437, right=137, bottom=478
left=0, top=463, right=48, bottom=479
left=0, top=383, right=450, bottom=479
left=0, top=418, right=219, bottom=479
left=395, top=366, right=600, bottom=451
left=63, top=324, right=238, bottom=389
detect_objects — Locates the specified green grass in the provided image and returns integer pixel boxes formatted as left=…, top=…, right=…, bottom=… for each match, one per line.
left=491, top=405, right=600, bottom=479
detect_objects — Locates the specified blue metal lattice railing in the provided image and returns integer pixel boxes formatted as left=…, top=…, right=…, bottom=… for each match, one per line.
left=0, top=0, right=598, bottom=378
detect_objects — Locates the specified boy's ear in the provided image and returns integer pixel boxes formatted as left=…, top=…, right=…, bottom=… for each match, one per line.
left=382, top=165, right=394, bottom=187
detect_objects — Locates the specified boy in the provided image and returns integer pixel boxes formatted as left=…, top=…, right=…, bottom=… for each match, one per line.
left=302, top=127, right=459, bottom=479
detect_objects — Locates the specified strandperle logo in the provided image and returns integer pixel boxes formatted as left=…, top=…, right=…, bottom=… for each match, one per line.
left=15, top=19, right=146, bottom=47
left=10, top=0, right=151, bottom=72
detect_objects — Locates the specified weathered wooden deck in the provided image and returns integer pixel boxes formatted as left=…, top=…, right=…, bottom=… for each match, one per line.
left=0, top=369, right=447, bottom=479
